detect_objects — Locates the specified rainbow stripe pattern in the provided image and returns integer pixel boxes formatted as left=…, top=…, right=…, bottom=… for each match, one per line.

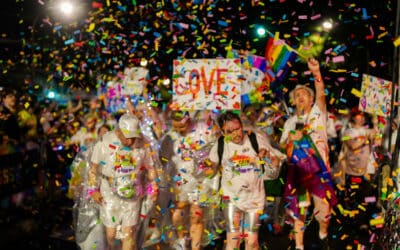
left=264, top=37, right=297, bottom=84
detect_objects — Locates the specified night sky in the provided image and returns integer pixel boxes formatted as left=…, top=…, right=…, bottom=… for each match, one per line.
left=0, top=0, right=398, bottom=110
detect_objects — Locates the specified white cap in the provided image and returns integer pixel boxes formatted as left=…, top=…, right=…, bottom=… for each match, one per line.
left=118, top=114, right=140, bottom=138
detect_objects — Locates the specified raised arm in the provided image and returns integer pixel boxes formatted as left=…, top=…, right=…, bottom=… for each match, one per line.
left=307, top=58, right=326, bottom=112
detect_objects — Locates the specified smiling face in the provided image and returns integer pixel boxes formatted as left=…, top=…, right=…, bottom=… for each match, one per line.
left=223, top=119, right=244, bottom=144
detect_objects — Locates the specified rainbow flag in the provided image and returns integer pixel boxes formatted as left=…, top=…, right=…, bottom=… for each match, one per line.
left=240, top=55, right=273, bottom=105
left=264, top=37, right=297, bottom=84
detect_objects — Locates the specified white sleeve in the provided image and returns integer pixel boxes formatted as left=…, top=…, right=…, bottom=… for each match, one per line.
left=280, top=121, right=291, bottom=145
left=208, top=141, right=220, bottom=165
left=90, top=140, right=104, bottom=165
left=255, top=131, right=269, bottom=151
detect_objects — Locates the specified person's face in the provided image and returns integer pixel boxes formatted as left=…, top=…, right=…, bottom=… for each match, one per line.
left=3, top=93, right=16, bottom=108
left=171, top=117, right=190, bottom=136
left=293, top=88, right=313, bottom=110
left=86, top=118, right=97, bottom=130
left=89, top=99, right=98, bottom=110
left=223, top=119, right=243, bottom=144
left=117, top=128, right=136, bottom=147
left=98, top=127, right=109, bottom=137
left=353, top=113, right=365, bottom=126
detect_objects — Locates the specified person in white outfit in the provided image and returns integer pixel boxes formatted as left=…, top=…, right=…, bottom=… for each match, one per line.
left=279, top=58, right=337, bottom=250
left=159, top=110, right=219, bottom=250
left=70, top=124, right=111, bottom=250
left=208, top=111, right=270, bottom=250
left=88, top=113, right=158, bottom=250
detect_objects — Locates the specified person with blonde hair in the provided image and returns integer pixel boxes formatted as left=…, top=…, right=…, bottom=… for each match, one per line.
left=279, top=58, right=337, bottom=250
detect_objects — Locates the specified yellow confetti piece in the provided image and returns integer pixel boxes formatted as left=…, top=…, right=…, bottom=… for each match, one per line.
left=393, top=35, right=400, bottom=47
left=350, top=88, right=362, bottom=97
left=378, top=31, right=388, bottom=39
left=350, top=184, right=359, bottom=189
left=329, top=69, right=347, bottom=73
left=266, top=196, right=275, bottom=202
left=369, top=217, right=384, bottom=226
left=358, top=204, right=366, bottom=211
left=341, top=135, right=351, bottom=141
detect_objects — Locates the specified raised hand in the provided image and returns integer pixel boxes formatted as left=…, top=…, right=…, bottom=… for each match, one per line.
left=307, top=58, right=321, bottom=76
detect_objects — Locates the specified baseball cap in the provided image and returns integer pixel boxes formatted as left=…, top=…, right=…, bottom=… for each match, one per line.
left=118, top=114, right=140, bottom=138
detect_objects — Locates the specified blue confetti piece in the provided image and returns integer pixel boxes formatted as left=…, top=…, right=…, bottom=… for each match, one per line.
left=64, top=38, right=75, bottom=45
left=217, top=20, right=228, bottom=27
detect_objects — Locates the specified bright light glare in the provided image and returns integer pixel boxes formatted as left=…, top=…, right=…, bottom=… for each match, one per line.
left=162, top=78, right=170, bottom=86
left=140, top=58, right=148, bottom=67
left=59, top=2, right=74, bottom=16
left=257, top=27, right=266, bottom=36
left=47, top=91, right=56, bottom=99
left=322, top=21, right=333, bottom=30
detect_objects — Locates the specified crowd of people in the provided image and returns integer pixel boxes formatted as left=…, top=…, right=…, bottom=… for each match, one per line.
left=0, top=58, right=398, bottom=250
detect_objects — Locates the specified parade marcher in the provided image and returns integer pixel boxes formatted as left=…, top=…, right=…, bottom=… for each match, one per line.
left=337, top=110, right=380, bottom=183
left=159, top=110, right=219, bottom=250
left=335, top=110, right=382, bottom=247
left=123, top=67, right=168, bottom=248
left=67, top=115, right=99, bottom=149
left=88, top=113, right=159, bottom=250
left=279, top=58, right=337, bottom=250
left=207, top=111, right=268, bottom=250
left=69, top=124, right=111, bottom=250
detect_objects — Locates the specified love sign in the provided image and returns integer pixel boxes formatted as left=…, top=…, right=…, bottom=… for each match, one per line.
left=172, top=59, right=242, bottom=110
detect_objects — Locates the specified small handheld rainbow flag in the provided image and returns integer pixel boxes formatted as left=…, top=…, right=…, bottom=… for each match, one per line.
left=264, top=37, right=297, bottom=85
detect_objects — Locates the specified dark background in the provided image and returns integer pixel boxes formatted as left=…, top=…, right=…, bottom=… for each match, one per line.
left=0, top=0, right=398, bottom=110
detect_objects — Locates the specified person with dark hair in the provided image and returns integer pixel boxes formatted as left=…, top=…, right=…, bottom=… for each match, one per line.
left=335, top=110, right=382, bottom=247
left=159, top=110, right=219, bottom=250
left=69, top=120, right=111, bottom=250
left=279, top=58, right=337, bottom=250
left=0, top=88, right=23, bottom=197
left=0, top=88, right=21, bottom=155
left=207, top=110, right=271, bottom=250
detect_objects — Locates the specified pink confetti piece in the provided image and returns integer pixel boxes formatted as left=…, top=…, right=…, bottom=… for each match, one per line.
left=310, top=14, right=321, bottom=20
left=332, top=55, right=345, bottom=63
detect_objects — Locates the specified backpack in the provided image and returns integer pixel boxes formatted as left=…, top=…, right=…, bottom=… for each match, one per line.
left=217, top=132, right=286, bottom=197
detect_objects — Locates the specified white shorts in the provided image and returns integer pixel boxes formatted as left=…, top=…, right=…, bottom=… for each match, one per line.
left=100, top=179, right=141, bottom=228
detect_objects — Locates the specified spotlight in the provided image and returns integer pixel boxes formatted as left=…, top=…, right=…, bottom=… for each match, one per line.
left=256, top=27, right=267, bottom=37
left=47, top=91, right=56, bottom=99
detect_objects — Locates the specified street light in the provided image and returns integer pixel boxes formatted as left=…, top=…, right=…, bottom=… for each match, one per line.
left=322, top=20, right=333, bottom=31
left=27, top=0, right=86, bottom=100
left=58, top=1, right=74, bottom=17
